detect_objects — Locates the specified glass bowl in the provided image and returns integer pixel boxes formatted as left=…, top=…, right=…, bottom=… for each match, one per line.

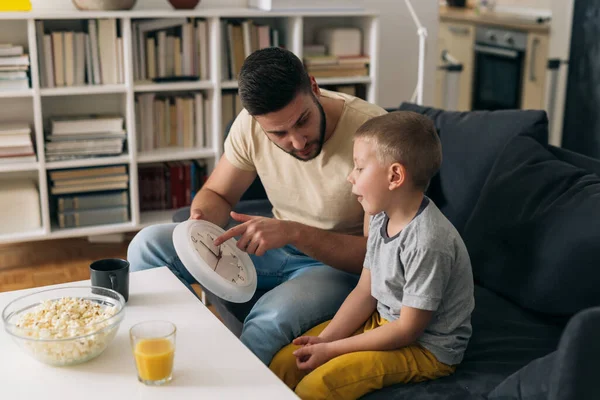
left=2, top=286, right=125, bottom=367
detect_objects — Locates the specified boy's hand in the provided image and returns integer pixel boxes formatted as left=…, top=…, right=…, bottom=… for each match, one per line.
left=292, top=336, right=328, bottom=346
left=293, top=343, right=333, bottom=371
left=213, top=212, right=298, bottom=256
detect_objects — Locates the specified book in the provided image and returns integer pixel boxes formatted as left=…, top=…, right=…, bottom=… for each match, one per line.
left=52, top=174, right=129, bottom=187
left=0, top=154, right=36, bottom=164
left=50, top=115, right=124, bottom=135
left=0, top=79, right=29, bottom=90
left=0, top=144, right=34, bottom=156
left=57, top=190, right=129, bottom=212
left=0, top=55, right=29, bottom=66
left=50, top=181, right=128, bottom=195
left=0, top=123, right=30, bottom=135
left=49, top=165, right=127, bottom=181
left=0, top=179, right=41, bottom=235
left=0, top=45, right=23, bottom=57
left=58, top=205, right=129, bottom=228
left=0, top=134, right=32, bottom=147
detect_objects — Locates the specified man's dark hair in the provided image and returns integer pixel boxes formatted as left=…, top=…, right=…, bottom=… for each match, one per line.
left=238, top=47, right=312, bottom=116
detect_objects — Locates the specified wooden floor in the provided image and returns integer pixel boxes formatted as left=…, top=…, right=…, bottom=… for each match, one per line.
left=0, top=235, right=133, bottom=292
left=0, top=235, right=220, bottom=318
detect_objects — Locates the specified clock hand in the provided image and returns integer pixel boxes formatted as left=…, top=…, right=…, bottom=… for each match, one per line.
left=213, top=244, right=224, bottom=272
left=197, top=238, right=220, bottom=258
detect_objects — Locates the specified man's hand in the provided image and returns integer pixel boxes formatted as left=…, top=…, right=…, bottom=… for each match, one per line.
left=189, top=209, right=203, bottom=220
left=292, top=342, right=334, bottom=371
left=213, top=212, right=298, bottom=256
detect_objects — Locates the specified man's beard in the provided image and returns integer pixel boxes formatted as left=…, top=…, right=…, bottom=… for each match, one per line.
left=276, top=97, right=327, bottom=162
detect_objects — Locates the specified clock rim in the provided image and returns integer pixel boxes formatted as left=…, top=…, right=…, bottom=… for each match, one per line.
left=189, top=221, right=255, bottom=289
left=172, top=220, right=257, bottom=303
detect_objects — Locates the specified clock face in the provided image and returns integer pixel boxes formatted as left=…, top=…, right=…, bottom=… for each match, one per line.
left=190, top=230, right=249, bottom=286
left=172, top=219, right=257, bottom=303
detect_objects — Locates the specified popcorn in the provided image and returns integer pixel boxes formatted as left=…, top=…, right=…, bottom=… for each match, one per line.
left=10, top=297, right=120, bottom=366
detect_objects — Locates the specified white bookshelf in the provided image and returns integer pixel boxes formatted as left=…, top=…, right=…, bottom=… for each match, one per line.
left=0, top=89, right=34, bottom=98
left=0, top=7, right=380, bottom=245
left=40, top=84, right=127, bottom=96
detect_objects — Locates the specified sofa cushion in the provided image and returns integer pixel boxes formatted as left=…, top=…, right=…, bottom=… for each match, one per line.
left=549, top=306, right=600, bottom=400
left=397, top=103, right=548, bottom=234
left=462, top=135, right=600, bottom=317
left=361, top=285, right=562, bottom=400
left=488, top=352, right=555, bottom=400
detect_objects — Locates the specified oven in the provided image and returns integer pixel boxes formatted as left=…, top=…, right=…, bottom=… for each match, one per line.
left=472, top=26, right=527, bottom=110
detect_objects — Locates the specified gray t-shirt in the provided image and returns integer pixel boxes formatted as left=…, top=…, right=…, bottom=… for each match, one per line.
left=364, top=197, right=475, bottom=365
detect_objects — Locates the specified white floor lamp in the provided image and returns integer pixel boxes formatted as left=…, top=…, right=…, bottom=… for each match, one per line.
left=404, top=0, right=428, bottom=106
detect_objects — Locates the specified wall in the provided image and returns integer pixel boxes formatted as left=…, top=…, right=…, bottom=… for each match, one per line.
left=31, top=0, right=439, bottom=109
left=368, top=0, right=439, bottom=108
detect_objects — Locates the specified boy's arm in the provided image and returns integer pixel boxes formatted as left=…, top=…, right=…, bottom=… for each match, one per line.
left=328, top=249, right=452, bottom=356
left=294, top=267, right=376, bottom=347
left=326, top=306, right=433, bottom=356
left=318, top=267, right=377, bottom=342
left=293, top=305, right=433, bottom=371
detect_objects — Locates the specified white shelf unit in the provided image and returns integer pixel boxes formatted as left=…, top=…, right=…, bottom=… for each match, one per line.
left=0, top=8, right=379, bottom=245
left=40, top=84, right=127, bottom=96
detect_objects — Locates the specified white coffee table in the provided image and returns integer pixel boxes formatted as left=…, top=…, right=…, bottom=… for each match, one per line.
left=0, top=267, right=298, bottom=399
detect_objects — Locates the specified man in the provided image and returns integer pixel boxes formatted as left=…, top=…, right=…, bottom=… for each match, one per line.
left=127, top=47, right=387, bottom=365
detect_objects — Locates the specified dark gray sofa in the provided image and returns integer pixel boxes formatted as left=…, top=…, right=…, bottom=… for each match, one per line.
left=173, top=103, right=600, bottom=400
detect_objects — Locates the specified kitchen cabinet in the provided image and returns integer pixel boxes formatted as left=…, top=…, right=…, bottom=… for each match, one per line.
left=434, top=21, right=475, bottom=111
left=521, top=32, right=550, bottom=110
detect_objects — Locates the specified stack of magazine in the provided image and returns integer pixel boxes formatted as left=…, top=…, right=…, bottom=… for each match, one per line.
left=0, top=123, right=36, bottom=164
left=45, top=115, right=126, bottom=162
left=49, top=165, right=129, bottom=229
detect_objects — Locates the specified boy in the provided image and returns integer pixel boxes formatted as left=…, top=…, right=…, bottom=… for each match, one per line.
left=269, top=111, right=475, bottom=400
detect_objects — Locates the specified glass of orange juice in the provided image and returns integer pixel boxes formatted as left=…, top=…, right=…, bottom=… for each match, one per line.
left=130, top=321, right=176, bottom=385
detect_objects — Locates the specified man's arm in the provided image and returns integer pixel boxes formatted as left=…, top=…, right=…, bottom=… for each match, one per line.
left=292, top=208, right=371, bottom=274
left=290, top=211, right=370, bottom=273
left=290, top=223, right=368, bottom=274
left=189, top=155, right=257, bottom=228
left=216, top=208, right=371, bottom=274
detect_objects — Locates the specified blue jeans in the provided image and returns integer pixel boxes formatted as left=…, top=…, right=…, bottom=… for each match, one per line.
left=127, top=223, right=359, bottom=365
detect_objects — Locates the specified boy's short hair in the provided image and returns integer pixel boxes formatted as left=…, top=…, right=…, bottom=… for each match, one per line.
left=238, top=47, right=312, bottom=116
left=355, top=111, right=442, bottom=191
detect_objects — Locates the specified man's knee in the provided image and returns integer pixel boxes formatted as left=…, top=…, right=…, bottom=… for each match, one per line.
left=127, top=223, right=176, bottom=272
left=240, top=294, right=300, bottom=364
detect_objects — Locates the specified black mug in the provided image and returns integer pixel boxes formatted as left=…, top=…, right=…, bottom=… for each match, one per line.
left=90, top=258, right=130, bottom=302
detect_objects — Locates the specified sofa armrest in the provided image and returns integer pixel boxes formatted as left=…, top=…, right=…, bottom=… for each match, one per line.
left=489, top=306, right=600, bottom=400
left=549, top=306, right=600, bottom=400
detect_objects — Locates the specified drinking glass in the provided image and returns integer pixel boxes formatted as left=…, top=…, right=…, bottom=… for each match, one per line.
left=130, top=321, right=176, bottom=385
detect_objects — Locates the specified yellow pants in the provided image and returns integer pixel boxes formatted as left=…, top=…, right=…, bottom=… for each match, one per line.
left=270, top=311, right=456, bottom=400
